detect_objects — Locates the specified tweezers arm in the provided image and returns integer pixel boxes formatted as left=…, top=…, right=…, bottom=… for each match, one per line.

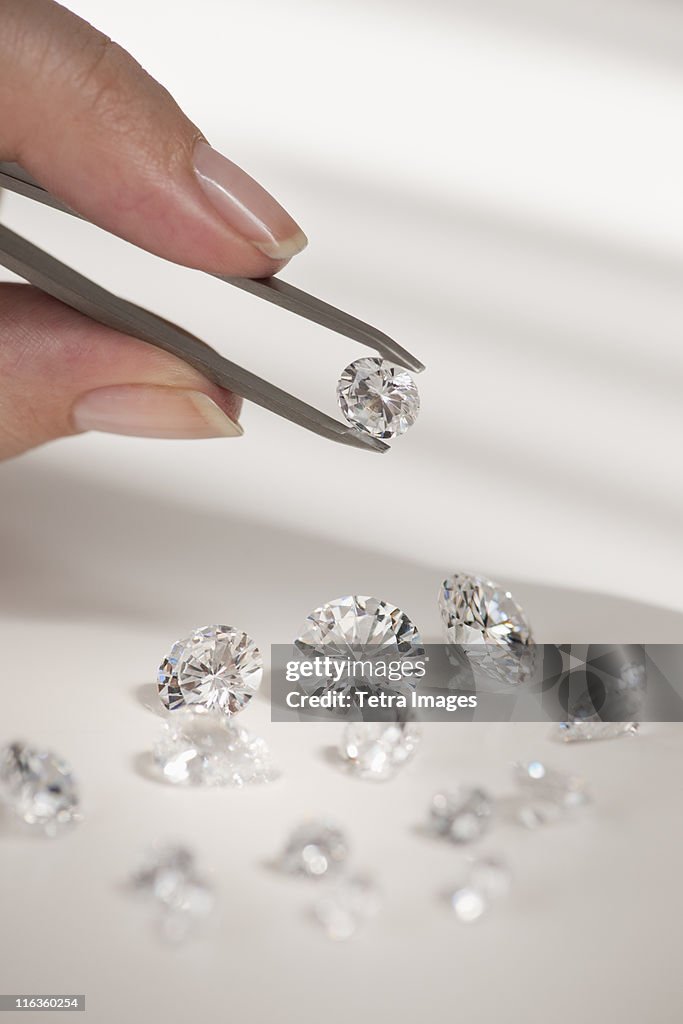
left=0, top=161, right=423, bottom=373
left=222, top=276, right=424, bottom=373
left=0, top=223, right=387, bottom=450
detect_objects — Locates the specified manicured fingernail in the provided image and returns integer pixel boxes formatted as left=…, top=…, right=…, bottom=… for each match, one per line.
left=193, top=140, right=307, bottom=260
left=71, top=385, right=243, bottom=439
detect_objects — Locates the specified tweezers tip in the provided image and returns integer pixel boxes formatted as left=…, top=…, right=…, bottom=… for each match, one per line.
left=346, top=431, right=390, bottom=453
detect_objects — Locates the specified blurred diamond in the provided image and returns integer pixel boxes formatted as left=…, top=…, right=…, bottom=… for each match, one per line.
left=295, top=595, right=424, bottom=699
left=153, top=709, right=277, bottom=787
left=431, top=787, right=493, bottom=843
left=439, top=573, right=534, bottom=685
left=340, top=720, right=420, bottom=780
left=449, top=856, right=511, bottom=923
left=513, top=760, right=590, bottom=828
left=337, top=357, right=419, bottom=439
left=158, top=624, right=262, bottom=715
left=0, top=742, right=81, bottom=836
left=279, top=820, right=349, bottom=879
left=450, top=885, right=486, bottom=923
left=557, top=721, right=640, bottom=743
left=313, top=875, right=380, bottom=940
left=132, top=844, right=215, bottom=943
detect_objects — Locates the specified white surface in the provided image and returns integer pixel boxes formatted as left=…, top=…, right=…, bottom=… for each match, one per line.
left=1, top=1, right=683, bottom=1021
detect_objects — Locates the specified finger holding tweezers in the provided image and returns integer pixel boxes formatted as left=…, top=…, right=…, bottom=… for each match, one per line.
left=0, top=162, right=424, bottom=451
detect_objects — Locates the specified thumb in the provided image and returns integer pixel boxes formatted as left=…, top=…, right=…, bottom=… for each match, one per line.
left=0, top=0, right=307, bottom=277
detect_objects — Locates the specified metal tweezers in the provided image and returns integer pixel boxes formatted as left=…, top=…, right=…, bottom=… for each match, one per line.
left=0, top=161, right=424, bottom=453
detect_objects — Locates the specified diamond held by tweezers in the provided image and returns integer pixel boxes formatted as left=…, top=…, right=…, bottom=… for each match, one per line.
left=336, top=357, right=420, bottom=439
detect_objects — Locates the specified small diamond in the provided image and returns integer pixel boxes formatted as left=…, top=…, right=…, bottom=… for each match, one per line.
left=313, top=875, right=380, bottom=940
left=132, top=844, right=215, bottom=944
left=336, top=357, right=419, bottom=439
left=431, top=787, right=493, bottom=843
left=158, top=625, right=262, bottom=715
left=563, top=660, right=645, bottom=724
left=279, top=820, right=349, bottom=879
left=439, top=573, right=534, bottom=684
left=450, top=885, right=486, bottom=923
left=340, top=721, right=420, bottom=781
left=294, top=595, right=424, bottom=700
left=0, top=742, right=81, bottom=836
left=449, top=856, right=511, bottom=923
left=152, top=709, right=277, bottom=786
left=557, top=721, right=640, bottom=743
left=513, top=760, right=590, bottom=828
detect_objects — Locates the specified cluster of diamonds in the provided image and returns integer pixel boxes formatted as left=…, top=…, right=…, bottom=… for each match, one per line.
left=3, top=573, right=643, bottom=946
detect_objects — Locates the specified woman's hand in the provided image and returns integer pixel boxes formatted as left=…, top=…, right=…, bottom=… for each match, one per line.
left=0, top=0, right=307, bottom=458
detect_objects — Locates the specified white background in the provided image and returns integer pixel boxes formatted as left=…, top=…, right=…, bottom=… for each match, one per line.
left=1, top=1, right=682, bottom=1021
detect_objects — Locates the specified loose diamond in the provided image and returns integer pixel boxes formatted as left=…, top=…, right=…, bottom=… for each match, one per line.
left=563, top=659, right=645, bottom=724
left=430, top=787, right=493, bottom=843
left=439, top=573, right=532, bottom=647
left=439, top=573, right=534, bottom=685
left=294, top=595, right=424, bottom=700
left=152, top=709, right=277, bottom=786
left=279, top=820, right=349, bottom=879
left=336, top=357, right=420, bottom=439
left=513, top=760, right=590, bottom=828
left=313, top=875, right=380, bottom=940
left=557, top=721, right=640, bottom=743
left=340, top=721, right=420, bottom=780
left=158, top=625, right=262, bottom=715
left=449, top=856, right=511, bottom=923
left=132, top=844, right=215, bottom=943
left=0, top=742, right=81, bottom=836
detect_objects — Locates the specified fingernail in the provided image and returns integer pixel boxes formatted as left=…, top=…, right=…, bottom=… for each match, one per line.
left=193, top=140, right=307, bottom=260
left=71, top=385, right=243, bottom=439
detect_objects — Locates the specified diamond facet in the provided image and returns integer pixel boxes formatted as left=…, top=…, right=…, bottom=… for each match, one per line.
left=449, top=856, right=511, bottom=923
left=152, top=709, right=277, bottom=787
left=132, top=845, right=215, bottom=943
left=279, top=821, right=349, bottom=879
left=513, top=760, right=590, bottom=828
left=340, top=721, right=420, bottom=780
left=158, top=625, right=262, bottom=715
left=336, top=357, right=419, bottom=439
left=430, top=787, right=493, bottom=843
left=313, top=875, right=380, bottom=940
left=294, top=595, right=424, bottom=700
left=557, top=721, right=640, bottom=743
left=0, top=742, right=81, bottom=836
